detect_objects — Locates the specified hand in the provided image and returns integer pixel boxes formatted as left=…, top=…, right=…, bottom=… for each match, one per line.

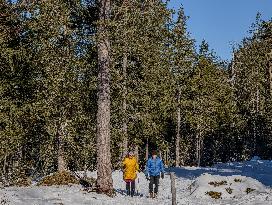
left=145, top=175, right=150, bottom=181
left=161, top=173, right=164, bottom=179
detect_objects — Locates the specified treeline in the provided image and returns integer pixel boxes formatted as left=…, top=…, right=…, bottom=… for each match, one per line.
left=1, top=0, right=272, bottom=186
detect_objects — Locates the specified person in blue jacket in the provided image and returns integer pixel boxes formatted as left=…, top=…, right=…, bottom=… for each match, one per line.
left=145, top=150, right=165, bottom=198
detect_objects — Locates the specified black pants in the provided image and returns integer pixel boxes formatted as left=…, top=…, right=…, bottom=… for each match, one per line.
left=126, top=180, right=135, bottom=196
left=149, top=176, right=159, bottom=194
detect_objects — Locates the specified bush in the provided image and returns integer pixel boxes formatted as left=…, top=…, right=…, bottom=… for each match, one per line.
left=245, top=188, right=255, bottom=194
left=225, top=187, right=233, bottom=194
left=208, top=180, right=227, bottom=187
left=205, top=191, right=222, bottom=199
left=38, top=171, right=79, bottom=186
left=14, top=176, right=32, bottom=187
left=234, top=178, right=242, bottom=183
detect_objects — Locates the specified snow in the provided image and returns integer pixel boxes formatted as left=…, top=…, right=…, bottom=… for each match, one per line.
left=1, top=159, right=272, bottom=205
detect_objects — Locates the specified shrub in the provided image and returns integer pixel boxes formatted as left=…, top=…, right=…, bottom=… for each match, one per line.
left=234, top=178, right=242, bottom=183
left=225, top=187, right=233, bottom=194
left=38, top=171, right=79, bottom=186
left=245, top=188, right=255, bottom=194
left=14, top=176, right=32, bottom=187
left=208, top=180, right=227, bottom=187
left=205, top=191, right=222, bottom=199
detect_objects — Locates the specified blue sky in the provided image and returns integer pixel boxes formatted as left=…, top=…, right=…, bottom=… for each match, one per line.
left=168, top=0, right=272, bottom=61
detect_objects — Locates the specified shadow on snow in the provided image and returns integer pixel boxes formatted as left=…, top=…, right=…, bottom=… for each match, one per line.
left=166, top=160, right=272, bottom=187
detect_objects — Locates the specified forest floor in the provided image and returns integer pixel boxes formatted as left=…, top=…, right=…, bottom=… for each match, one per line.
left=1, top=158, right=272, bottom=205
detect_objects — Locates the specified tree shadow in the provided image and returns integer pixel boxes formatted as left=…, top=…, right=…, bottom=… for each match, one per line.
left=114, top=189, right=144, bottom=197
left=166, top=160, right=272, bottom=187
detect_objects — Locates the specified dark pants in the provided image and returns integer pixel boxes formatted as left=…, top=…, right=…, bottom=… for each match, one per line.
left=149, top=176, right=159, bottom=194
left=126, top=180, right=135, bottom=196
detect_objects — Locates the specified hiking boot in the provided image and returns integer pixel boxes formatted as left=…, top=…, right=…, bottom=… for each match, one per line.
left=149, top=192, right=154, bottom=198
left=131, top=189, right=135, bottom=197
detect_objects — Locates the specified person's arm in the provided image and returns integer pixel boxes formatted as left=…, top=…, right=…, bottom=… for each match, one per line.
left=145, top=160, right=151, bottom=180
left=122, top=158, right=127, bottom=172
left=160, top=159, right=165, bottom=178
left=159, top=159, right=164, bottom=172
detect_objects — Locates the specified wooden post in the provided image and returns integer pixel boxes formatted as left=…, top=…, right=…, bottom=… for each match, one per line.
left=170, top=172, right=177, bottom=205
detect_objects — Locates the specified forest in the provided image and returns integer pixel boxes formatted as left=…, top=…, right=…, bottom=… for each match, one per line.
left=1, top=0, right=272, bottom=194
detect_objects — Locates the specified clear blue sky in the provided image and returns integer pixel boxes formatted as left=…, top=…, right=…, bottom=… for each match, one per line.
left=168, top=0, right=272, bottom=61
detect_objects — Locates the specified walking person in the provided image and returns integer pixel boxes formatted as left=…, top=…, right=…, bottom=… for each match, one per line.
left=122, top=151, right=139, bottom=197
left=145, top=150, right=165, bottom=198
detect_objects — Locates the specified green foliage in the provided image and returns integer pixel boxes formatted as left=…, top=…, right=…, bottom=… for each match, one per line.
left=1, top=0, right=272, bottom=180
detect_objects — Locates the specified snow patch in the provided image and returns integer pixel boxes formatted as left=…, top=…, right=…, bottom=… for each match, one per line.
left=191, top=174, right=268, bottom=200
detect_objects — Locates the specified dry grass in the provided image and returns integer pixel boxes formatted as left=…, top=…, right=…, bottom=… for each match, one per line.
left=225, top=187, right=233, bottom=194
left=234, top=178, right=242, bottom=183
left=38, top=171, right=79, bottom=186
left=205, top=191, right=222, bottom=199
left=208, top=180, right=227, bottom=187
left=14, top=176, right=32, bottom=187
left=245, top=187, right=255, bottom=194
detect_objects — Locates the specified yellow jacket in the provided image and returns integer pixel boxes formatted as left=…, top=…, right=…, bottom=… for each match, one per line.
left=122, top=156, right=139, bottom=180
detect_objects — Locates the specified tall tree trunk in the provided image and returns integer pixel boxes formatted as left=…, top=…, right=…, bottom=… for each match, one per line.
left=175, top=88, right=181, bottom=167
left=196, top=125, right=202, bottom=167
left=145, top=139, right=149, bottom=161
left=134, top=144, right=139, bottom=161
left=166, top=147, right=169, bottom=167
left=96, top=0, right=113, bottom=194
left=3, top=154, right=7, bottom=182
left=268, top=50, right=272, bottom=96
left=121, top=52, right=128, bottom=160
left=57, top=122, right=67, bottom=172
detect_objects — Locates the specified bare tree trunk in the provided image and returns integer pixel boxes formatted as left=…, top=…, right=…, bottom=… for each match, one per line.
left=197, top=137, right=201, bottom=167
left=134, top=144, right=139, bottom=161
left=96, top=0, right=113, bottom=195
left=3, top=155, right=7, bottom=181
left=269, top=50, right=272, bottom=96
left=196, top=135, right=199, bottom=166
left=57, top=121, right=67, bottom=172
left=175, top=89, right=181, bottom=167
left=146, top=139, right=149, bottom=161
left=121, top=52, right=128, bottom=160
left=196, top=126, right=202, bottom=167
left=166, top=148, right=169, bottom=167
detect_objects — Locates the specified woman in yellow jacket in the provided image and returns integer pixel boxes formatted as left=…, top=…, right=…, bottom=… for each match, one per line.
left=122, top=151, right=139, bottom=197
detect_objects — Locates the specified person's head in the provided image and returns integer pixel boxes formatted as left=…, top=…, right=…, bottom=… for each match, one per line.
left=151, top=150, right=157, bottom=159
left=128, top=151, right=134, bottom=159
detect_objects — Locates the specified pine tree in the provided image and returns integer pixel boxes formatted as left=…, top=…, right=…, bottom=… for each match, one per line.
left=171, top=7, right=196, bottom=166
left=96, top=0, right=113, bottom=195
left=232, top=18, right=272, bottom=159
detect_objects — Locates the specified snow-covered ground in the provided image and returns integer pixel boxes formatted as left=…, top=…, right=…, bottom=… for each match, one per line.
left=1, top=159, right=272, bottom=205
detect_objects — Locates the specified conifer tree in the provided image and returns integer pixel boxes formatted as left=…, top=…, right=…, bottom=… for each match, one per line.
left=96, top=0, right=113, bottom=194
left=171, top=7, right=195, bottom=166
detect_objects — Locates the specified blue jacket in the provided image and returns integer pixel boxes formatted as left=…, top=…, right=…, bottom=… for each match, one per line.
left=145, top=157, right=165, bottom=176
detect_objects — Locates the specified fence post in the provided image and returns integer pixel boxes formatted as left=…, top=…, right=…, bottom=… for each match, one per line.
left=170, top=172, right=177, bottom=205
